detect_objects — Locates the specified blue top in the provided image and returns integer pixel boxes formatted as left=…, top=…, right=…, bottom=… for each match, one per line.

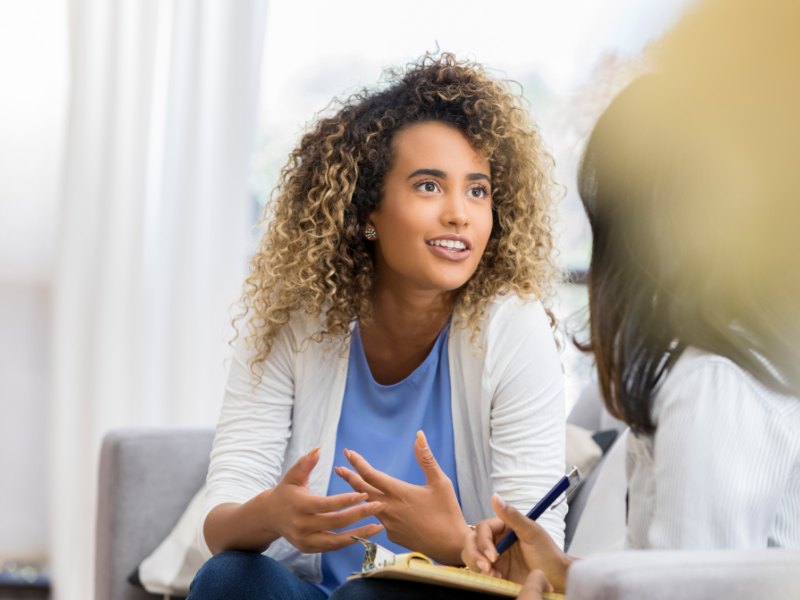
left=318, top=323, right=460, bottom=595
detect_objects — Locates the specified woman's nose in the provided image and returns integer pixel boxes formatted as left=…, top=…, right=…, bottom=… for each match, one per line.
left=440, top=193, right=468, bottom=229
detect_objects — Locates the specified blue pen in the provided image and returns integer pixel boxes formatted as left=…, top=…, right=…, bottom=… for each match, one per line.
left=495, top=466, right=581, bottom=556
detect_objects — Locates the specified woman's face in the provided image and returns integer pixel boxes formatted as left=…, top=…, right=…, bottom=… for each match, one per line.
left=368, top=121, right=493, bottom=293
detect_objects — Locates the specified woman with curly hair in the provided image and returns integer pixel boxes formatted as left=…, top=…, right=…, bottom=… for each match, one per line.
left=189, top=53, right=566, bottom=600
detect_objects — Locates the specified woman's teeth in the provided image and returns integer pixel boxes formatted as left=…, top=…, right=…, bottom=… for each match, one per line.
left=427, top=239, right=467, bottom=251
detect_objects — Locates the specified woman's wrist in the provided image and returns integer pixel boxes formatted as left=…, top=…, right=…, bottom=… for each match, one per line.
left=206, top=490, right=283, bottom=556
left=205, top=501, right=271, bottom=556
left=550, top=552, right=576, bottom=594
left=434, top=521, right=473, bottom=566
left=250, top=487, right=282, bottom=542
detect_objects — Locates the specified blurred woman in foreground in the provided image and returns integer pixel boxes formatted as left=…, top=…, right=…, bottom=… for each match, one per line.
left=462, top=0, right=800, bottom=596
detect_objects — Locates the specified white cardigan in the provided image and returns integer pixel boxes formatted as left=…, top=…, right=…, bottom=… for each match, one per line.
left=199, top=294, right=567, bottom=582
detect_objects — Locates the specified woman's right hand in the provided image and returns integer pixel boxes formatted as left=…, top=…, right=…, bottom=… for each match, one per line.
left=460, top=493, right=574, bottom=593
left=205, top=447, right=384, bottom=555
left=259, top=447, right=386, bottom=553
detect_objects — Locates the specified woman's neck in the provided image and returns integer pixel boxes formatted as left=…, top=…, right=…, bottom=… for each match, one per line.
left=359, top=279, right=456, bottom=385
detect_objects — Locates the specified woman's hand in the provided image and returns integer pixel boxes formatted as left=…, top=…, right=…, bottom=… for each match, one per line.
left=334, top=431, right=470, bottom=565
left=205, top=447, right=384, bottom=556
left=460, top=494, right=574, bottom=593
left=254, top=447, right=385, bottom=554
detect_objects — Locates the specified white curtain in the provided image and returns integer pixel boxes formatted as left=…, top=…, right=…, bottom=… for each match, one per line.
left=51, top=1, right=269, bottom=598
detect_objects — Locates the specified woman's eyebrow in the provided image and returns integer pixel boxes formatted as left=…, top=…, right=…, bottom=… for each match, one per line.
left=406, top=169, right=491, bottom=182
left=407, top=168, right=446, bottom=180
left=467, top=173, right=491, bottom=182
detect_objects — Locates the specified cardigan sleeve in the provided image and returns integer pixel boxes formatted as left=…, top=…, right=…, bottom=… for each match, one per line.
left=487, top=299, right=567, bottom=549
left=198, top=323, right=297, bottom=559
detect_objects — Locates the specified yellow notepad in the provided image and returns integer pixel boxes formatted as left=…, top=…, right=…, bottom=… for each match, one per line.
left=348, top=538, right=564, bottom=599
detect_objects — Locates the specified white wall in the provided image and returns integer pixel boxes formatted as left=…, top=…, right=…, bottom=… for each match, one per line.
left=0, top=286, right=50, bottom=561
left=0, top=0, right=68, bottom=562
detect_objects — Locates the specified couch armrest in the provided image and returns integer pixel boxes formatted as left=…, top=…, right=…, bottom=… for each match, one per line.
left=95, top=428, right=215, bottom=600
left=566, top=549, right=800, bottom=600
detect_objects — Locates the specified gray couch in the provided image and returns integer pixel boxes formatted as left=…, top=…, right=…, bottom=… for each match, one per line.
left=96, top=428, right=214, bottom=600
left=95, top=392, right=800, bottom=600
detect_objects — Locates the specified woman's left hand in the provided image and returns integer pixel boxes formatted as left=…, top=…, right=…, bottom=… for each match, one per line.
left=461, top=494, right=573, bottom=593
left=334, top=430, right=470, bottom=565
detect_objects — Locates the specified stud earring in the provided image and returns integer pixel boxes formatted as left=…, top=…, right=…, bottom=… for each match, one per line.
left=365, top=228, right=377, bottom=240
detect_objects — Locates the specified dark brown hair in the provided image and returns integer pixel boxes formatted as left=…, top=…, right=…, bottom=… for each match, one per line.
left=579, top=75, right=800, bottom=435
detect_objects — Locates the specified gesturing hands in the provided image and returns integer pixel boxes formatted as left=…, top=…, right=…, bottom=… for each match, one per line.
left=461, top=493, right=574, bottom=595
left=257, top=447, right=385, bottom=554
left=334, top=430, right=470, bottom=565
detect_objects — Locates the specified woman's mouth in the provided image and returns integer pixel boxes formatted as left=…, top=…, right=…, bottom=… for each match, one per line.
left=425, top=238, right=472, bottom=262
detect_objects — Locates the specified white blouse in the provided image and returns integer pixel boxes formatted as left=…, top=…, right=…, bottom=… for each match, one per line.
left=199, top=295, right=567, bottom=581
left=626, top=347, right=800, bottom=549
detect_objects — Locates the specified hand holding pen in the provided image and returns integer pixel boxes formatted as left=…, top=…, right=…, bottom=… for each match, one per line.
left=461, top=469, right=580, bottom=595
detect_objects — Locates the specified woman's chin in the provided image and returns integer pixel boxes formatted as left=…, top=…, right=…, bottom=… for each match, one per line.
left=424, top=271, right=477, bottom=293
left=386, top=256, right=481, bottom=294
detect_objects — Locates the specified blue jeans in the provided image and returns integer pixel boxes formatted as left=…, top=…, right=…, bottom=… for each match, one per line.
left=189, top=551, right=495, bottom=600
left=188, top=552, right=326, bottom=600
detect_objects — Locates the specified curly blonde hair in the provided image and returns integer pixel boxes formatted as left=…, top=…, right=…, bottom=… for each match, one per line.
left=236, top=52, right=560, bottom=374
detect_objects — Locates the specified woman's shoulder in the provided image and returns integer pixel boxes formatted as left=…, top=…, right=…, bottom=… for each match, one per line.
left=233, top=309, right=341, bottom=361
left=451, top=293, right=559, bottom=370
left=656, top=347, right=800, bottom=430
left=450, top=293, right=554, bottom=354
left=475, top=293, right=552, bottom=338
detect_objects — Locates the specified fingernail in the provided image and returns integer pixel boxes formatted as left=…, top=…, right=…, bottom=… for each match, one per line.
left=477, top=560, right=489, bottom=572
left=344, top=448, right=351, bottom=460
left=491, top=550, right=499, bottom=563
left=416, top=430, right=428, bottom=450
left=307, top=446, right=320, bottom=458
left=492, top=493, right=507, bottom=509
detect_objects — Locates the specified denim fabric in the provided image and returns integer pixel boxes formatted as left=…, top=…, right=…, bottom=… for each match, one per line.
left=188, top=551, right=327, bottom=600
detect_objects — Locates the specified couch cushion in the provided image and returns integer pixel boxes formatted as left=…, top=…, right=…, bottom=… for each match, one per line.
left=566, top=429, right=629, bottom=557
left=567, top=549, right=800, bottom=600
left=132, top=485, right=207, bottom=597
left=95, top=428, right=214, bottom=600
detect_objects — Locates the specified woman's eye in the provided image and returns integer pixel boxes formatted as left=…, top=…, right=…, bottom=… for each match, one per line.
left=423, top=182, right=437, bottom=193
left=469, top=187, right=487, bottom=198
